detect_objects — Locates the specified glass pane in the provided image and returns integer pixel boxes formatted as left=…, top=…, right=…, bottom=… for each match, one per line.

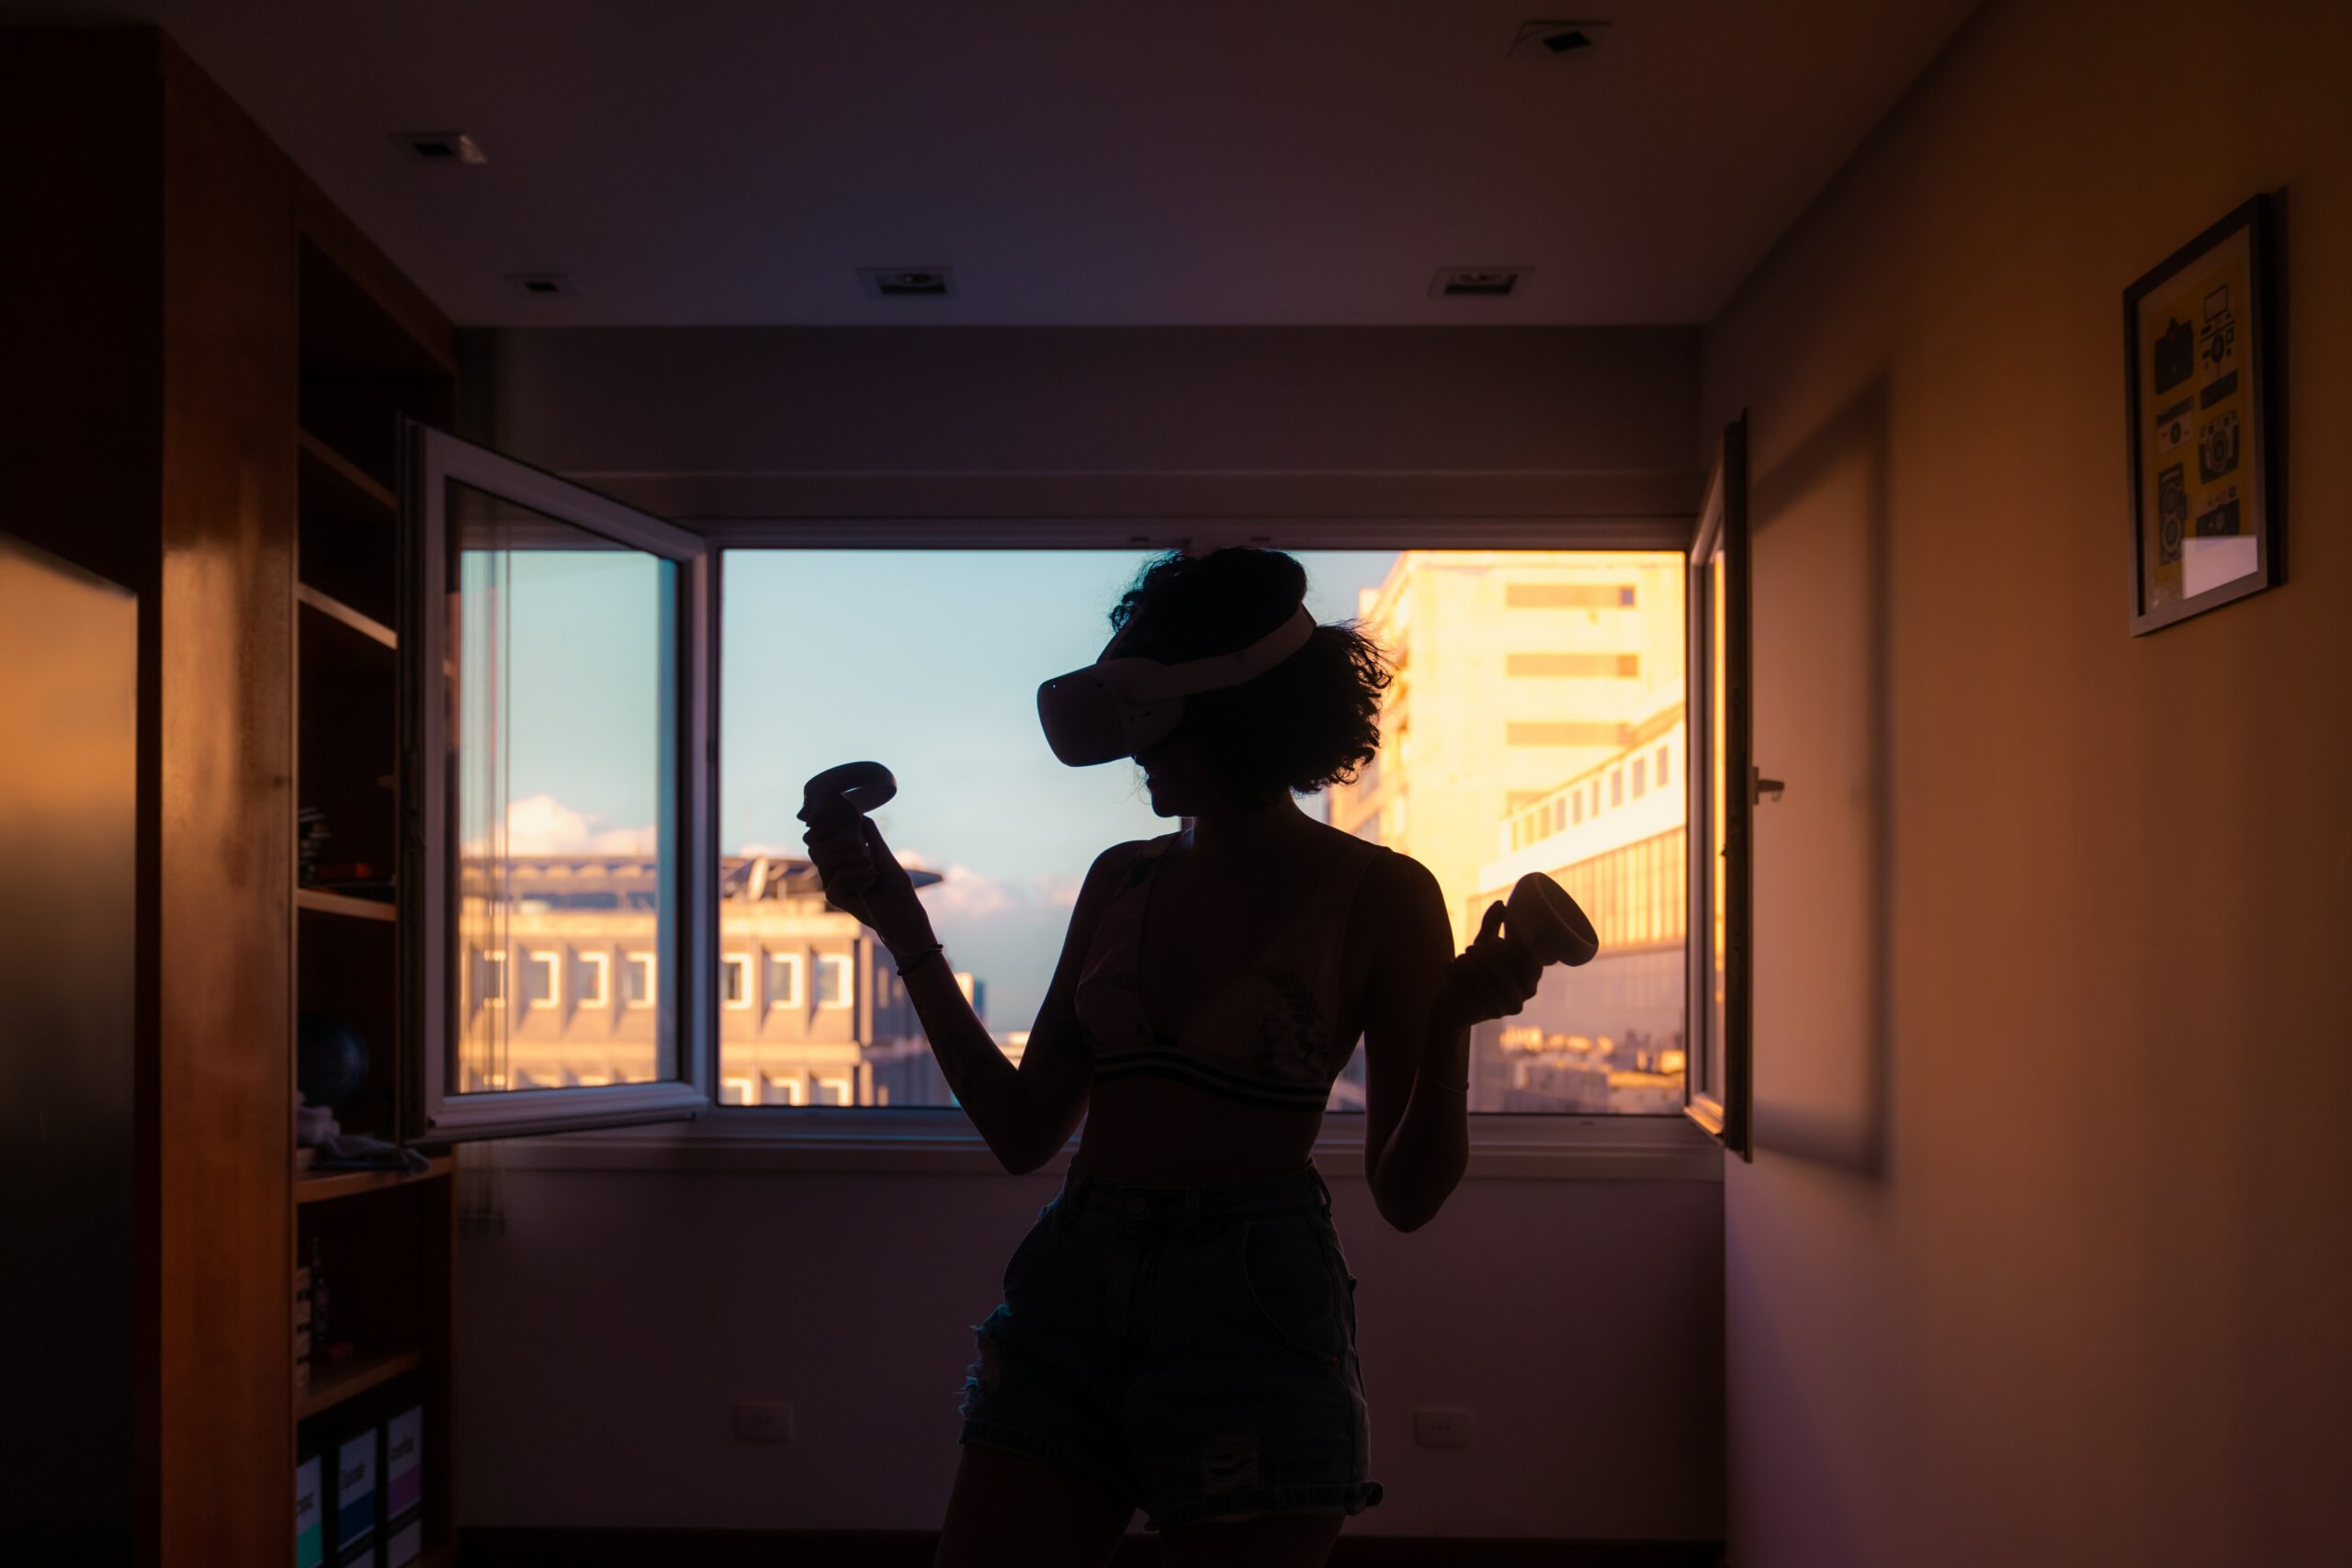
left=718, top=548, right=1685, bottom=1114
left=1325, top=551, right=1688, bottom=1113
left=1706, top=545, right=1728, bottom=1095
left=450, top=479, right=676, bottom=1095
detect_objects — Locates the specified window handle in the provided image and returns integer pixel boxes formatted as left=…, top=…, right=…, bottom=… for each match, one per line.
left=1751, top=767, right=1786, bottom=805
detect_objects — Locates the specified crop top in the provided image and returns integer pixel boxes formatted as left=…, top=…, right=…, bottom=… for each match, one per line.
left=1073, top=829, right=1387, bottom=1112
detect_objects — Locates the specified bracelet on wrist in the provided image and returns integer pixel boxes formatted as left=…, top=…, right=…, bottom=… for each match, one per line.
left=891, top=942, right=945, bottom=977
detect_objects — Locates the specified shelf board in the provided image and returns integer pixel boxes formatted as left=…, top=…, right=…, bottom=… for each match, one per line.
left=298, top=1348, right=422, bottom=1422
left=296, top=886, right=397, bottom=922
left=298, top=581, right=397, bottom=649
left=298, top=427, right=397, bottom=514
left=295, top=1156, right=452, bottom=1206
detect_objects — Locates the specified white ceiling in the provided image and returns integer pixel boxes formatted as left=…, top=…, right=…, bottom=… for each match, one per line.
left=24, top=0, right=1977, bottom=326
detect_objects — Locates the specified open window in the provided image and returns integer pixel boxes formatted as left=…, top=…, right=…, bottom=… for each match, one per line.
left=1685, top=418, right=1753, bottom=1156
left=402, top=425, right=714, bottom=1140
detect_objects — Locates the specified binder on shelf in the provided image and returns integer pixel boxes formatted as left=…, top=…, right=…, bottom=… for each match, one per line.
left=331, top=1427, right=378, bottom=1566
left=383, top=1404, right=424, bottom=1566
left=295, top=1455, right=323, bottom=1568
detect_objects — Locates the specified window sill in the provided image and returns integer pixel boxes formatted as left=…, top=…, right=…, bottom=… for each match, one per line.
left=481, top=1111, right=1724, bottom=1182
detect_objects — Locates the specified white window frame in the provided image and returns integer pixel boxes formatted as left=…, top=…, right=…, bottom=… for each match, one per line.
left=577, top=950, right=611, bottom=1009
left=514, top=517, right=1723, bottom=1181
left=764, top=951, right=803, bottom=1010
left=721, top=953, right=755, bottom=1010
left=404, top=423, right=713, bottom=1144
left=814, top=953, right=854, bottom=1011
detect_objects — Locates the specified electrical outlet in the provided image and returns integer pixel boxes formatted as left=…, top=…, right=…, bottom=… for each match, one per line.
left=733, top=1402, right=795, bottom=1443
left=1411, top=1406, right=1474, bottom=1449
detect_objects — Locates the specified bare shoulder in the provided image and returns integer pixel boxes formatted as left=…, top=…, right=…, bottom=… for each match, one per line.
left=1332, top=836, right=1447, bottom=945
left=1076, top=837, right=1154, bottom=904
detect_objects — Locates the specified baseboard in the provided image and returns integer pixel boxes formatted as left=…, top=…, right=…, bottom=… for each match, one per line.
left=458, top=1526, right=1723, bottom=1566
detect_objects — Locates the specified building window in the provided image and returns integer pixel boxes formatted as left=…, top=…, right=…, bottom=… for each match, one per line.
left=1572, top=793, right=1584, bottom=825
left=476, top=948, right=506, bottom=1010
left=1656, top=744, right=1671, bottom=788
left=523, top=950, right=561, bottom=1010
left=1632, top=757, right=1647, bottom=797
left=764, top=951, right=803, bottom=1009
left=719, top=1077, right=757, bottom=1106
left=816, top=1077, right=854, bottom=1105
left=1611, top=769, right=1624, bottom=807
left=815, top=953, right=854, bottom=1010
left=1507, top=721, right=1628, bottom=747
left=577, top=951, right=610, bottom=1009
left=764, top=1075, right=805, bottom=1106
left=1505, top=652, right=1644, bottom=678
left=722, top=953, right=754, bottom=1010
left=1504, top=582, right=1637, bottom=610
left=623, top=952, right=655, bottom=1009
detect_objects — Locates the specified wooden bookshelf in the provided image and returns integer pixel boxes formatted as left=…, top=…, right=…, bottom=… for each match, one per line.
left=291, top=211, right=458, bottom=1567
left=296, top=1156, right=454, bottom=1206
left=297, top=1349, right=423, bottom=1423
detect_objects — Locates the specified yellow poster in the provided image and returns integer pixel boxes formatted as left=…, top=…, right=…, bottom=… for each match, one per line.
left=2136, top=226, right=2256, bottom=610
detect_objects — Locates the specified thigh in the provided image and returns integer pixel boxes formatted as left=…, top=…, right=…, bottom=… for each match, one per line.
left=1160, top=1511, right=1345, bottom=1568
left=935, top=1442, right=1136, bottom=1568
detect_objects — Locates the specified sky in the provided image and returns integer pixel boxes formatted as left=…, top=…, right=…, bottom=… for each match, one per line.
left=492, top=547, right=1403, bottom=1029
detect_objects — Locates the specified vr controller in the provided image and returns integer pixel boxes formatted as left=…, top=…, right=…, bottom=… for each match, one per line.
left=797, top=761, right=898, bottom=895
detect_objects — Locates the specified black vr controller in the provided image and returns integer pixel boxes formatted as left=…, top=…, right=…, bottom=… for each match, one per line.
left=797, top=761, right=898, bottom=896
left=1503, top=873, right=1600, bottom=969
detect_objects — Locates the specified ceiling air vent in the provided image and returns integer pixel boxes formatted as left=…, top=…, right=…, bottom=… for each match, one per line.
left=391, top=131, right=487, bottom=164
left=507, top=274, right=574, bottom=299
left=1431, top=266, right=1532, bottom=299
left=1510, top=20, right=1611, bottom=60
left=858, top=266, right=957, bottom=299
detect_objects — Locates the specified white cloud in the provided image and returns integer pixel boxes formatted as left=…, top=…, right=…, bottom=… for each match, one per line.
left=469, top=793, right=655, bottom=856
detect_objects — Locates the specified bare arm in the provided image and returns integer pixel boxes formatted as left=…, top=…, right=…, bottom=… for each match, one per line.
left=805, top=817, right=1137, bottom=1173
left=1358, top=854, right=1541, bottom=1232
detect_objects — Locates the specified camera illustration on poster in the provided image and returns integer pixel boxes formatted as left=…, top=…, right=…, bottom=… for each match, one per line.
left=2157, top=465, right=2188, bottom=565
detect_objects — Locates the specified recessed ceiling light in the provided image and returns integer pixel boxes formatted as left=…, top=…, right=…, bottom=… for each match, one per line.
left=1431, top=266, right=1532, bottom=299
left=1510, top=20, right=1611, bottom=60
left=392, top=131, right=488, bottom=164
left=507, top=274, right=573, bottom=298
left=858, top=266, right=957, bottom=299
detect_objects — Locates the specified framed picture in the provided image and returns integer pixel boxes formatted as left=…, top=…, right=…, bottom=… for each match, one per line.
left=2124, top=194, right=2279, bottom=635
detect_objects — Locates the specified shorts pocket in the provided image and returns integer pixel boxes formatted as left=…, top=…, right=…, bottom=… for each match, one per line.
left=1235, top=1214, right=1348, bottom=1367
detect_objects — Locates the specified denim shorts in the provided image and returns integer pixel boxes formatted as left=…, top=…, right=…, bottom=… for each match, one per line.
left=958, top=1158, right=1383, bottom=1531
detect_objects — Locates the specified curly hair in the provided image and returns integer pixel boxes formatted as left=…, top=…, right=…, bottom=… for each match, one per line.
left=1107, top=547, right=1392, bottom=800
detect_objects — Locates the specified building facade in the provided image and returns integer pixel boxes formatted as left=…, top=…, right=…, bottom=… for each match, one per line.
left=456, top=853, right=981, bottom=1107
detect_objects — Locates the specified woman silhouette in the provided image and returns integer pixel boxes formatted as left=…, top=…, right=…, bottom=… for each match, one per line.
left=804, top=548, right=1542, bottom=1568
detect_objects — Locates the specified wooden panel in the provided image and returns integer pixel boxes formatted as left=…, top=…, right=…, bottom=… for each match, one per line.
left=156, top=38, right=299, bottom=1567
left=0, top=28, right=164, bottom=1565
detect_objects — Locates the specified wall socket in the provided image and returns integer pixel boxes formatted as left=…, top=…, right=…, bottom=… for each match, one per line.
left=1411, top=1406, right=1475, bottom=1449
left=733, top=1402, right=795, bottom=1443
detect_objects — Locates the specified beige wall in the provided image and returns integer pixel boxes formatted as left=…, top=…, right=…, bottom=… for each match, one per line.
left=1701, top=1, right=2352, bottom=1563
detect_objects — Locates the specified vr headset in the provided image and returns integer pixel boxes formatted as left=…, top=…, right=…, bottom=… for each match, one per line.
left=1036, top=604, right=1317, bottom=767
